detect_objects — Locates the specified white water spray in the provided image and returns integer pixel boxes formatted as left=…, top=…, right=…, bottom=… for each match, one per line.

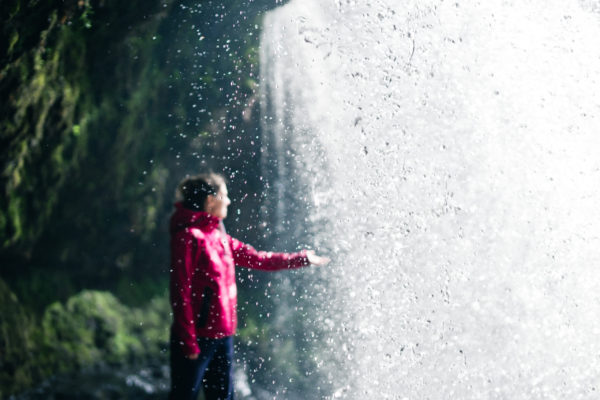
left=260, top=1, right=600, bottom=398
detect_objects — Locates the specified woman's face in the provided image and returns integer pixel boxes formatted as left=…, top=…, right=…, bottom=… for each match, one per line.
left=204, top=184, right=231, bottom=219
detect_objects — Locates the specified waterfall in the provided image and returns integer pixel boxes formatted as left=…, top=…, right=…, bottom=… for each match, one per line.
left=260, top=0, right=600, bottom=398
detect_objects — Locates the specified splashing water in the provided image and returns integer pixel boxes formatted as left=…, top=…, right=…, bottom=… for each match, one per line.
left=260, top=0, right=600, bottom=398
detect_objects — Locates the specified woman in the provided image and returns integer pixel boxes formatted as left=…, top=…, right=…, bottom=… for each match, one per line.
left=169, top=173, right=328, bottom=400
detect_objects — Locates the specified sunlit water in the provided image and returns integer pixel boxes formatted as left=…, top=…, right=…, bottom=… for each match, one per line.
left=260, top=0, right=600, bottom=398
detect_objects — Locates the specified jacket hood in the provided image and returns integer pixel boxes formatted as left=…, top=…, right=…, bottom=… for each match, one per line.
left=170, top=202, right=221, bottom=234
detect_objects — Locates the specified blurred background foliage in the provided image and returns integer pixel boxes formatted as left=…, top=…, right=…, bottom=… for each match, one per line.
left=0, top=0, right=292, bottom=396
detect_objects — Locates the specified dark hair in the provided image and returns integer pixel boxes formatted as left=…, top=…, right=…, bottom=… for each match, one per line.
left=178, top=173, right=226, bottom=211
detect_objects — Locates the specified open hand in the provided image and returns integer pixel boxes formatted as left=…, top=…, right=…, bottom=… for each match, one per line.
left=306, top=250, right=330, bottom=266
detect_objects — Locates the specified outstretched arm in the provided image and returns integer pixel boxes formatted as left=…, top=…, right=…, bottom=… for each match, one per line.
left=229, top=236, right=328, bottom=270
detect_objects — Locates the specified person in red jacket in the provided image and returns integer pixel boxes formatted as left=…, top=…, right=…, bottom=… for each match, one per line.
left=168, top=172, right=328, bottom=400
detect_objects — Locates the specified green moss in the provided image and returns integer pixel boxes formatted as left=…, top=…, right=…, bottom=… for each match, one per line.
left=244, top=45, right=260, bottom=67
left=0, top=281, right=171, bottom=396
left=0, top=278, right=37, bottom=396
left=43, top=291, right=127, bottom=366
left=8, top=31, right=19, bottom=55
left=127, top=295, right=170, bottom=355
left=237, top=315, right=261, bottom=342
left=72, top=124, right=81, bottom=136
left=0, top=213, right=6, bottom=236
left=40, top=290, right=170, bottom=369
left=79, top=2, right=94, bottom=29
left=244, top=78, right=258, bottom=91
left=8, top=1, right=20, bottom=19
left=6, top=197, right=23, bottom=244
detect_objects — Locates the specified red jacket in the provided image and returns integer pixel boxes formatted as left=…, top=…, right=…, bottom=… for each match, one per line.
left=169, top=202, right=310, bottom=356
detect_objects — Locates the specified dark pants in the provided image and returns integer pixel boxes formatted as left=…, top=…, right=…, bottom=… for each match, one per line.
left=169, top=335, right=235, bottom=400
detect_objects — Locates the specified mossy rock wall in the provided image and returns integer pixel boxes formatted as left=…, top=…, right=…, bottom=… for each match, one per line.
left=2, top=1, right=93, bottom=249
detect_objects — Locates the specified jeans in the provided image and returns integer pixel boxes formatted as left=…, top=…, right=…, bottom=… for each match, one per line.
left=169, top=335, right=235, bottom=400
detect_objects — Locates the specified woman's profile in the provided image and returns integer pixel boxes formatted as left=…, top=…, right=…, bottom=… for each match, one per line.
left=168, top=172, right=329, bottom=400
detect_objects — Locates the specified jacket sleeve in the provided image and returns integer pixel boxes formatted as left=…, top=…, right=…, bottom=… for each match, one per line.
left=170, top=231, right=200, bottom=356
left=228, top=235, right=310, bottom=271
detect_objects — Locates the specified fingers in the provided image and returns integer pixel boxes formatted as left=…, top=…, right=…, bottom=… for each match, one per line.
left=306, top=250, right=330, bottom=266
left=315, top=255, right=331, bottom=266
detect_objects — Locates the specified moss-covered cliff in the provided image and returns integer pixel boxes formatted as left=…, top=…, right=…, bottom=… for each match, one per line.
left=1, top=0, right=286, bottom=396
